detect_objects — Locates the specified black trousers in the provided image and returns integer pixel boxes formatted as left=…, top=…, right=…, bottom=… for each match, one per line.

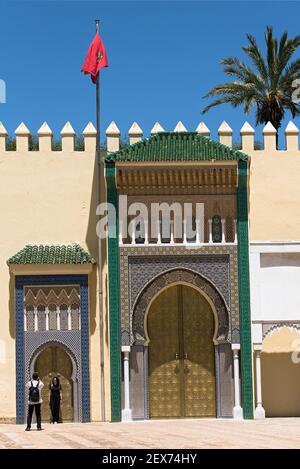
left=50, top=399, right=61, bottom=423
left=27, top=403, right=41, bottom=428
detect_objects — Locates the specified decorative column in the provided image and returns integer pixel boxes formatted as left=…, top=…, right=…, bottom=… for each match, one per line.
left=67, top=306, right=72, bottom=331
left=195, top=220, right=200, bottom=245
left=170, top=220, right=174, bottom=245
left=119, top=220, right=124, bottom=246
left=157, top=220, right=162, bottom=244
left=131, top=221, right=136, bottom=245
left=121, top=346, right=132, bottom=421
left=24, top=309, right=27, bottom=332
left=45, top=307, right=49, bottom=331
left=144, top=219, right=149, bottom=245
left=232, top=345, right=243, bottom=420
left=78, top=309, right=81, bottom=330
left=221, top=219, right=226, bottom=243
left=254, top=345, right=265, bottom=419
left=34, top=307, right=38, bottom=332
left=183, top=219, right=187, bottom=244
left=234, top=219, right=237, bottom=243
left=106, top=161, right=122, bottom=422
left=56, top=306, right=60, bottom=330
left=208, top=219, right=213, bottom=243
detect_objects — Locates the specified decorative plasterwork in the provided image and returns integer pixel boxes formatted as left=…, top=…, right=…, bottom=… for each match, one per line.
left=25, top=287, right=80, bottom=308
left=132, top=268, right=229, bottom=345
left=15, top=274, right=90, bottom=424
left=262, top=322, right=300, bottom=339
left=117, top=165, right=237, bottom=195
left=119, top=244, right=239, bottom=345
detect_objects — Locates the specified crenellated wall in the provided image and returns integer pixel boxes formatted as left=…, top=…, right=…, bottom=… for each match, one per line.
left=105, top=119, right=300, bottom=242
left=1, top=116, right=300, bottom=421
left=0, top=121, right=110, bottom=422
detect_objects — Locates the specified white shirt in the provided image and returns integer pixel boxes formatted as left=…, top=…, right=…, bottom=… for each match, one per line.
left=26, top=379, right=44, bottom=404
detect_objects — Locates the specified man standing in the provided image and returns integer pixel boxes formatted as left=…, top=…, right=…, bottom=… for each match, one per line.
left=25, top=371, right=44, bottom=431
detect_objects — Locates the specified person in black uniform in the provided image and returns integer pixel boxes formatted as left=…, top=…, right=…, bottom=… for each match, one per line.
left=49, top=376, right=62, bottom=423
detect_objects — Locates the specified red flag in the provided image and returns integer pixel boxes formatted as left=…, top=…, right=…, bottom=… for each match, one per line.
left=81, top=32, right=108, bottom=84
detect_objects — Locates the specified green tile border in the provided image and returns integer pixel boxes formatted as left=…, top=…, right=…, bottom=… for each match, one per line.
left=106, top=156, right=253, bottom=420
left=105, top=162, right=122, bottom=422
left=237, top=159, right=253, bottom=419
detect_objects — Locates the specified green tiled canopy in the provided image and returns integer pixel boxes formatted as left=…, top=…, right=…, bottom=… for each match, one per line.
left=105, top=132, right=248, bottom=163
left=7, top=244, right=95, bottom=265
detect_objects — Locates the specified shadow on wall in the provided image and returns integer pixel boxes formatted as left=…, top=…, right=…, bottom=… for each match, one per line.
left=85, top=151, right=108, bottom=346
left=8, top=151, right=107, bottom=340
left=261, top=352, right=300, bottom=417
left=85, top=152, right=100, bottom=336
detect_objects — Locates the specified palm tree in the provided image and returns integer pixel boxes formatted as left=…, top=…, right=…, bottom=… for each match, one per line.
left=202, top=27, right=300, bottom=133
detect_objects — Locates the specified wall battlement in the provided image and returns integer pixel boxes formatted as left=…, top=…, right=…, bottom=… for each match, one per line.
left=1, top=119, right=299, bottom=155
left=0, top=121, right=97, bottom=153
left=0, top=118, right=104, bottom=422
left=105, top=120, right=300, bottom=155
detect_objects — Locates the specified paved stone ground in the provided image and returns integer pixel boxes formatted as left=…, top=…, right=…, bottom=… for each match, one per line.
left=0, top=418, right=299, bottom=449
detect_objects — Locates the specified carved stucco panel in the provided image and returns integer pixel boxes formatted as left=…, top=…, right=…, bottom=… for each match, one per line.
left=131, top=268, right=229, bottom=345
left=119, top=246, right=239, bottom=344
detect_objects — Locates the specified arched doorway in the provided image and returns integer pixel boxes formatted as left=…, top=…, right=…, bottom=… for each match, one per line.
left=34, top=345, right=74, bottom=422
left=147, top=284, right=216, bottom=419
left=261, top=326, right=300, bottom=417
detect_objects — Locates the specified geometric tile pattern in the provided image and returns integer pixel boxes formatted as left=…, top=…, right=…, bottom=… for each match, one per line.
left=119, top=244, right=240, bottom=345
left=237, top=159, right=253, bottom=419
left=24, top=330, right=82, bottom=422
left=106, top=163, right=122, bottom=422
left=129, top=254, right=230, bottom=306
left=262, top=321, right=300, bottom=339
left=15, top=275, right=90, bottom=424
left=132, top=268, right=230, bottom=345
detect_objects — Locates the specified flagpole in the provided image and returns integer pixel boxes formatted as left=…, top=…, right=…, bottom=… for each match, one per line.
left=95, top=18, right=105, bottom=422
left=95, top=19, right=100, bottom=154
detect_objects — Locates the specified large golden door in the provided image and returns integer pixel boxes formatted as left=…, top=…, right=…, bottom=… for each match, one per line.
left=148, top=284, right=216, bottom=418
left=35, top=346, right=74, bottom=422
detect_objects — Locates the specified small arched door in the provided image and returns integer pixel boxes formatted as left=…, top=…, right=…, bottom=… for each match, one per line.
left=35, top=345, right=74, bottom=422
left=148, top=284, right=216, bottom=419
left=261, top=327, right=300, bottom=417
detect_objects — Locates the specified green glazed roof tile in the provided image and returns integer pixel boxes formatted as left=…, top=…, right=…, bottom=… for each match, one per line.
left=7, top=244, right=95, bottom=265
left=105, top=132, right=248, bottom=163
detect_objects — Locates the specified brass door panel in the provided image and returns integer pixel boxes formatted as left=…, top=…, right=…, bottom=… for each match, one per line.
left=35, top=346, right=74, bottom=422
left=182, top=286, right=216, bottom=417
left=148, top=286, right=181, bottom=418
left=148, top=284, right=216, bottom=419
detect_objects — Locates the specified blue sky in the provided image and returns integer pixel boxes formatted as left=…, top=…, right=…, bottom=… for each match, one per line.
left=0, top=0, right=300, bottom=146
